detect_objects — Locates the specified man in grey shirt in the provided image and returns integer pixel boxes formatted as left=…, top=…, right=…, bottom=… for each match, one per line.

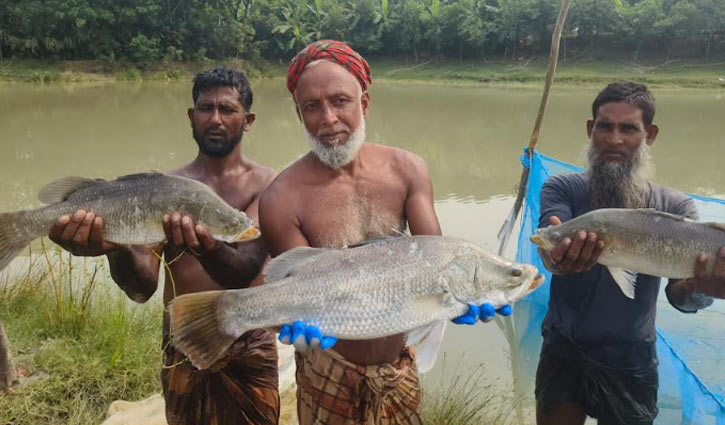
left=535, top=81, right=725, bottom=425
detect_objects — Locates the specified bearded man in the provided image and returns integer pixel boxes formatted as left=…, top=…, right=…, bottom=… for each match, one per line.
left=259, top=40, right=508, bottom=425
left=535, top=81, right=725, bottom=425
left=48, top=67, right=279, bottom=425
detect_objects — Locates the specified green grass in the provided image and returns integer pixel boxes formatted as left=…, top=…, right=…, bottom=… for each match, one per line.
left=2, top=57, right=724, bottom=88
left=0, top=245, right=162, bottom=425
left=371, top=58, right=725, bottom=89
left=421, top=357, right=520, bottom=425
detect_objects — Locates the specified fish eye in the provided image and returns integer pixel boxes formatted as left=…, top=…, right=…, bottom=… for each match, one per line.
left=511, top=268, right=522, bottom=277
left=230, top=218, right=239, bottom=227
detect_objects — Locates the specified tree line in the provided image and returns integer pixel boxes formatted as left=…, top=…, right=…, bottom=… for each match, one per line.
left=0, top=0, right=723, bottom=64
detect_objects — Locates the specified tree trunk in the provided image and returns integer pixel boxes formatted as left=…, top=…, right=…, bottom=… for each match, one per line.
left=705, top=33, right=713, bottom=62
left=0, top=321, right=18, bottom=392
left=413, top=44, right=418, bottom=63
left=459, top=40, right=463, bottom=63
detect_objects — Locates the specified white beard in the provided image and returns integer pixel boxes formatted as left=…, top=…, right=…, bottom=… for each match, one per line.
left=304, top=119, right=366, bottom=169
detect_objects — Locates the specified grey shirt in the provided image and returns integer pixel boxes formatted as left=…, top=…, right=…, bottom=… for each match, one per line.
left=538, top=172, right=698, bottom=372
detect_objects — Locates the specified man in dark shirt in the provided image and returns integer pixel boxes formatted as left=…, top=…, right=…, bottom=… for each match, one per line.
left=535, top=81, right=725, bottom=425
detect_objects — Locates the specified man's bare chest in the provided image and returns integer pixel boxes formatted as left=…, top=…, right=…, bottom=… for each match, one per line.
left=297, top=181, right=408, bottom=248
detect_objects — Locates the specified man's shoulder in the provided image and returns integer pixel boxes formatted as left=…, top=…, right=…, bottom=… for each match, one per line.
left=648, top=182, right=696, bottom=217
left=365, top=143, right=427, bottom=176
left=244, top=160, right=278, bottom=190
left=543, top=172, right=587, bottom=192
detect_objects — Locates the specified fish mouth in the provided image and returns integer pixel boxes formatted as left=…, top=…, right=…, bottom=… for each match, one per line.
left=530, top=234, right=544, bottom=246
left=235, top=226, right=261, bottom=242
left=520, top=273, right=546, bottom=297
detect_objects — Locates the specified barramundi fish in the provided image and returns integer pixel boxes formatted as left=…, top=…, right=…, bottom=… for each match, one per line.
left=0, top=173, right=259, bottom=271
left=170, top=235, right=544, bottom=371
left=530, top=208, right=725, bottom=299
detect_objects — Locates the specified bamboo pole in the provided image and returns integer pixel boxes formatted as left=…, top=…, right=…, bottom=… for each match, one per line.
left=496, top=0, right=574, bottom=257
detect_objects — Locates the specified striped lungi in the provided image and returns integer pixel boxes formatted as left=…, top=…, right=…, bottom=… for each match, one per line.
left=295, top=347, right=422, bottom=425
left=161, top=314, right=280, bottom=425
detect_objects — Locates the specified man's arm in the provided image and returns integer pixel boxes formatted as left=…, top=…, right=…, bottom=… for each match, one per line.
left=258, top=184, right=310, bottom=257
left=49, top=211, right=161, bottom=303
left=162, top=192, right=269, bottom=289
left=403, top=154, right=442, bottom=236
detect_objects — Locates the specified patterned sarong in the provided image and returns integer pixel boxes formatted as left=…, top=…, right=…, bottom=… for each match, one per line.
left=161, top=315, right=280, bottom=425
left=295, top=347, right=422, bottom=425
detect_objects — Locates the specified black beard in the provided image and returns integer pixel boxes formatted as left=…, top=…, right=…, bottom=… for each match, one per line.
left=192, top=123, right=243, bottom=158
left=587, top=145, right=649, bottom=210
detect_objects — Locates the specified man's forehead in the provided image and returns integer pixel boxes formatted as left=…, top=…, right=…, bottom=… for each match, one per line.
left=196, top=86, right=241, bottom=102
left=596, top=101, right=644, bottom=122
left=295, top=61, right=361, bottom=97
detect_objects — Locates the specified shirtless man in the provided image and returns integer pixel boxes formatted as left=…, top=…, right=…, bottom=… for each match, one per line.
left=259, top=40, right=508, bottom=425
left=48, top=67, right=280, bottom=425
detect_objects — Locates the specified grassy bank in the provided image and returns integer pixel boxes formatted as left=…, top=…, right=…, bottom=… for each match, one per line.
left=0, top=246, right=517, bottom=425
left=1, top=58, right=725, bottom=89
left=0, top=247, right=162, bottom=425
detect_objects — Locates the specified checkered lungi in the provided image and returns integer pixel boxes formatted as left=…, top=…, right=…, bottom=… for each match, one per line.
left=295, top=347, right=422, bottom=425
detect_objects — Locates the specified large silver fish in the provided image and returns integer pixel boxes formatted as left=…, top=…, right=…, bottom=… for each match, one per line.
left=530, top=208, right=725, bottom=299
left=0, top=173, right=260, bottom=271
left=170, top=235, right=544, bottom=370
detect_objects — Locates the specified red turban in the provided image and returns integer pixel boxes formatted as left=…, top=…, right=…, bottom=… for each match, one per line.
left=287, top=40, right=372, bottom=94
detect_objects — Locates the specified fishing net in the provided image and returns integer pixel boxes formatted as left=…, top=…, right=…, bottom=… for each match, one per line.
left=512, top=149, right=725, bottom=424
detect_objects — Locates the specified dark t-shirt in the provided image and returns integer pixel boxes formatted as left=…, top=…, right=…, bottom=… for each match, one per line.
left=539, top=173, right=698, bottom=373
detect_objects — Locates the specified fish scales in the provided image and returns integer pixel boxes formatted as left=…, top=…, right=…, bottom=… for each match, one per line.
left=221, top=239, right=456, bottom=338
left=170, top=235, right=544, bottom=370
left=0, top=173, right=259, bottom=271
left=531, top=208, right=725, bottom=298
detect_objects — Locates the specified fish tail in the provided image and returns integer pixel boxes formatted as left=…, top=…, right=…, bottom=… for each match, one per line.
left=169, top=291, right=241, bottom=370
left=0, top=211, right=36, bottom=272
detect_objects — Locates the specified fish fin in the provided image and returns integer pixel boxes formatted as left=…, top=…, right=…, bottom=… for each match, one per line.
left=607, top=266, right=637, bottom=299
left=114, top=172, right=163, bottom=182
left=705, top=222, right=725, bottom=232
left=406, top=321, right=446, bottom=374
left=169, top=291, right=240, bottom=370
left=37, top=176, right=104, bottom=204
left=264, top=246, right=331, bottom=282
left=345, top=235, right=403, bottom=249
left=639, top=209, right=692, bottom=223
left=0, top=211, right=37, bottom=272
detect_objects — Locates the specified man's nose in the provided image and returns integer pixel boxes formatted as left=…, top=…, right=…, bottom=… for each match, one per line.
left=607, top=129, right=625, bottom=146
left=209, top=108, right=222, bottom=125
left=320, top=103, right=338, bottom=126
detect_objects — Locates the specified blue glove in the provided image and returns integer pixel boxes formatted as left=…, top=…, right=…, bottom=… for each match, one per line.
left=279, top=321, right=338, bottom=351
left=451, top=303, right=513, bottom=325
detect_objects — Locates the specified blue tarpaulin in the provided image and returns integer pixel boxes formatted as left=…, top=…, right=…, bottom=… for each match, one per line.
left=513, top=149, right=725, bottom=424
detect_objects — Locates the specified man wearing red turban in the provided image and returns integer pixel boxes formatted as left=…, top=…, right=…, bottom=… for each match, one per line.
left=259, top=40, right=508, bottom=424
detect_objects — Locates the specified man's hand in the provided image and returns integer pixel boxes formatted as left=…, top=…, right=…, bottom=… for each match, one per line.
left=452, top=303, right=512, bottom=325
left=163, top=212, right=220, bottom=256
left=544, top=216, right=605, bottom=274
left=49, top=210, right=118, bottom=256
left=278, top=321, right=338, bottom=352
left=686, top=247, right=725, bottom=298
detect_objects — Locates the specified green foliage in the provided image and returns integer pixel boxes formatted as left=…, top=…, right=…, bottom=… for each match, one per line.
left=0, top=0, right=723, bottom=63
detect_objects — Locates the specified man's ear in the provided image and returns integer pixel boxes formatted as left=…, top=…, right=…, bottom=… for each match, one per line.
left=188, top=108, right=194, bottom=125
left=243, top=112, right=256, bottom=131
left=645, top=124, right=659, bottom=146
left=586, top=119, right=594, bottom=138
left=361, top=91, right=370, bottom=118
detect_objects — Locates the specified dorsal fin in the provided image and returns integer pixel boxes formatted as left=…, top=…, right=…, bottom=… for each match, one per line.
left=264, top=246, right=331, bottom=282
left=635, top=209, right=692, bottom=223
left=705, top=222, right=725, bottom=232
left=37, top=176, right=105, bottom=204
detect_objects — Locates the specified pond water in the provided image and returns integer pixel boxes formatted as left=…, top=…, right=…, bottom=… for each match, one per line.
left=1, top=79, right=723, bottom=423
